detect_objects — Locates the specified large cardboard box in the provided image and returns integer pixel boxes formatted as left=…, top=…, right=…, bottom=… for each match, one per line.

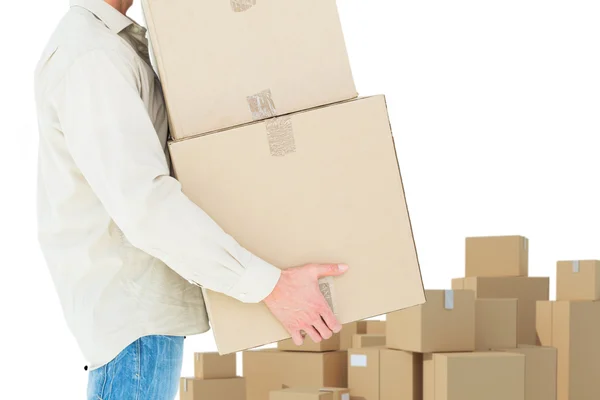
left=180, top=377, right=246, bottom=400
left=386, top=290, right=475, bottom=353
left=497, top=345, right=557, bottom=400
left=380, top=349, right=422, bottom=400
left=348, top=347, right=421, bottom=400
left=170, top=96, right=426, bottom=354
left=475, top=299, right=518, bottom=350
left=556, top=260, right=600, bottom=301
left=271, top=388, right=349, bottom=400
left=535, top=300, right=600, bottom=400
left=194, top=352, right=236, bottom=379
left=243, top=349, right=347, bottom=400
left=423, top=352, right=525, bottom=400
left=452, top=277, right=549, bottom=345
left=278, top=333, right=340, bottom=352
left=465, top=235, right=529, bottom=277
left=142, top=0, right=356, bottom=139
left=352, top=334, right=386, bottom=349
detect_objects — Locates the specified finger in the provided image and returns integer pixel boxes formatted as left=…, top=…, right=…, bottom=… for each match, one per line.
left=312, top=317, right=333, bottom=340
left=314, top=263, right=349, bottom=279
left=290, top=330, right=304, bottom=346
left=301, top=325, right=322, bottom=343
left=319, top=304, right=342, bottom=333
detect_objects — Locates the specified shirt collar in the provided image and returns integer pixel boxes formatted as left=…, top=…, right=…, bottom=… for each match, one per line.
left=70, top=0, right=135, bottom=34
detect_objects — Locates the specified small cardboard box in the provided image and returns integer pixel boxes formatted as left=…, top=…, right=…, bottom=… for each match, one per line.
left=452, top=276, right=549, bottom=345
left=386, top=290, right=475, bottom=353
left=352, top=334, right=386, bottom=349
left=423, top=352, right=525, bottom=400
left=243, top=350, right=347, bottom=400
left=194, top=352, right=237, bottom=379
left=497, top=345, right=557, bottom=400
left=556, top=260, right=600, bottom=301
left=270, top=388, right=349, bottom=400
left=535, top=300, right=600, bottom=400
left=170, top=96, right=426, bottom=354
left=348, top=348, right=422, bottom=400
left=319, top=388, right=350, bottom=400
left=380, top=349, right=422, bottom=400
left=278, top=333, right=340, bottom=352
left=364, top=321, right=386, bottom=335
left=340, top=322, right=365, bottom=351
left=180, top=377, right=246, bottom=400
left=465, top=235, right=529, bottom=277
left=475, top=299, right=518, bottom=350
left=142, top=0, right=356, bottom=139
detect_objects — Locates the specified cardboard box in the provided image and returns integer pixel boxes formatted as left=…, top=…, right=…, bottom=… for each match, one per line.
left=352, top=334, right=386, bottom=349
left=194, top=352, right=237, bottom=379
left=348, top=348, right=421, bottom=400
left=170, top=96, right=426, bottom=354
left=423, top=352, right=525, bottom=400
left=340, top=322, right=366, bottom=350
left=465, top=235, right=529, bottom=277
left=475, top=299, right=518, bottom=350
left=142, top=0, right=356, bottom=139
left=452, top=276, right=549, bottom=345
left=278, top=333, right=340, bottom=352
left=364, top=321, right=386, bottom=335
left=556, top=260, right=600, bottom=301
left=271, top=388, right=349, bottom=400
left=386, top=290, right=475, bottom=353
left=380, top=349, right=422, bottom=400
left=497, top=345, right=557, bottom=400
left=180, top=377, right=246, bottom=400
left=535, top=300, right=600, bottom=400
left=243, top=349, right=347, bottom=400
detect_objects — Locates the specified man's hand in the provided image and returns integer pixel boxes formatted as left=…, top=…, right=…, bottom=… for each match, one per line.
left=263, top=263, right=349, bottom=345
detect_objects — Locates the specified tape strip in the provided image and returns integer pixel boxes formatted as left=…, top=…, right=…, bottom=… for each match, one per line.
left=183, top=379, right=188, bottom=392
left=265, top=117, right=296, bottom=157
left=319, top=276, right=338, bottom=316
left=573, top=260, right=580, bottom=273
left=523, top=238, right=528, bottom=250
left=230, top=0, right=256, bottom=12
left=247, top=89, right=277, bottom=121
left=195, top=353, right=199, bottom=361
left=444, top=290, right=454, bottom=310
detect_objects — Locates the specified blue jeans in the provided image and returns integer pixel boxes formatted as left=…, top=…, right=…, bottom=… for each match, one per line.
left=87, top=335, right=184, bottom=400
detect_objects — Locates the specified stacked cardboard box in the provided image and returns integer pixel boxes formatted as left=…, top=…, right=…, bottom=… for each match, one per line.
left=180, top=352, right=245, bottom=400
left=143, top=0, right=426, bottom=357
left=536, top=260, right=600, bottom=400
left=270, top=387, right=350, bottom=400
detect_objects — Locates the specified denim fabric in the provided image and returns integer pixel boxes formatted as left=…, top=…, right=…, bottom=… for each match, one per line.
left=87, top=335, right=184, bottom=400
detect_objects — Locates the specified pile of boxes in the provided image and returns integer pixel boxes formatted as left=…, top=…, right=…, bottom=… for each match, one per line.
left=180, top=352, right=245, bottom=400
left=142, top=0, right=425, bottom=356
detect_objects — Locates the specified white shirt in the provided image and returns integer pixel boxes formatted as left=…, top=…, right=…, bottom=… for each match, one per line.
left=34, top=0, right=281, bottom=370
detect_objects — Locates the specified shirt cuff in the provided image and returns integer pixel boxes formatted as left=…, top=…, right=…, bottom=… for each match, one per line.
left=225, top=254, right=282, bottom=303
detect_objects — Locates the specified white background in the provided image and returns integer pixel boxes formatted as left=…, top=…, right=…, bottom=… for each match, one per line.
left=1, top=0, right=599, bottom=398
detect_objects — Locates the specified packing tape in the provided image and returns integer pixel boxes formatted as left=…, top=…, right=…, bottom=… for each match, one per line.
left=247, top=89, right=296, bottom=156
left=247, top=89, right=277, bottom=120
left=183, top=378, right=188, bottom=392
left=524, top=238, right=528, bottom=250
left=319, top=276, right=338, bottom=316
left=444, top=290, right=455, bottom=310
left=573, top=260, right=580, bottom=273
left=230, top=0, right=256, bottom=12
left=195, top=353, right=199, bottom=361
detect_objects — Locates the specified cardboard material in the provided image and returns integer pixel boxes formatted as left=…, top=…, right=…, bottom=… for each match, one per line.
left=475, top=299, right=518, bottom=350
left=180, top=377, right=246, bottom=400
left=535, top=300, right=600, bottom=400
left=269, top=388, right=332, bottom=400
left=170, top=96, right=426, bottom=354
left=386, top=290, right=475, bottom=353
left=348, top=348, right=381, bottom=400
left=340, top=322, right=366, bottom=350
left=194, top=352, right=237, bottom=379
left=278, top=333, right=340, bottom=352
left=243, top=350, right=347, bottom=400
left=423, top=352, right=525, bottom=400
left=497, top=345, right=557, bottom=400
left=352, top=334, right=386, bottom=349
left=556, top=260, right=600, bottom=301
left=142, top=0, right=356, bottom=139
left=364, top=321, right=386, bottom=335
left=319, top=388, right=350, bottom=400
left=380, top=349, right=422, bottom=400
left=465, top=235, right=529, bottom=277
left=452, top=276, right=549, bottom=345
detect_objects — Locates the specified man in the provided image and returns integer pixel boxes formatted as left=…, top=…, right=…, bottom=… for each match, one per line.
left=34, top=0, right=348, bottom=398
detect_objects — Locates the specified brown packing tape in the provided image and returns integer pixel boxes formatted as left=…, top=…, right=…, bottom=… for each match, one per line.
left=230, top=0, right=256, bottom=12
left=247, top=89, right=277, bottom=120
left=265, top=117, right=296, bottom=157
left=319, top=276, right=338, bottom=316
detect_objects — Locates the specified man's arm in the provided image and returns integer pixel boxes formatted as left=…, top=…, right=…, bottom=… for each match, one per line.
left=53, top=48, right=280, bottom=303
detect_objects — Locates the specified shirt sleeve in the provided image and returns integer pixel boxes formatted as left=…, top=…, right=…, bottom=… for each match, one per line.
left=53, top=48, right=281, bottom=303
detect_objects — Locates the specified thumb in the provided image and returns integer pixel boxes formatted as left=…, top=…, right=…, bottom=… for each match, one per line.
left=314, top=263, right=349, bottom=278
